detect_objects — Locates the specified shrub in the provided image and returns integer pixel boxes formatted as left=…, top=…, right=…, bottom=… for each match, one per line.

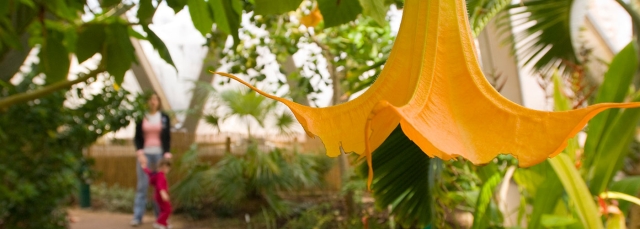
left=0, top=67, right=137, bottom=228
left=90, top=183, right=143, bottom=213
left=171, top=143, right=333, bottom=218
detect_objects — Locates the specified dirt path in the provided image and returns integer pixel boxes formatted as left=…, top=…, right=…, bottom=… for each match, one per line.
left=67, top=208, right=196, bottom=229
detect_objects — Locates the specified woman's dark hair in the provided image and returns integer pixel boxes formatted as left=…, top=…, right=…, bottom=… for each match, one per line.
left=142, top=90, right=161, bottom=110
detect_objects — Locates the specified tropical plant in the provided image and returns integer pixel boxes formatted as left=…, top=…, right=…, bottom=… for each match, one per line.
left=89, top=183, right=141, bottom=213
left=500, top=0, right=640, bottom=76
left=171, top=143, right=333, bottom=217
left=202, top=87, right=300, bottom=138
left=0, top=66, right=137, bottom=228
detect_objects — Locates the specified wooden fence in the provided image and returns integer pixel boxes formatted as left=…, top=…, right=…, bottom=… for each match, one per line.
left=88, top=132, right=342, bottom=190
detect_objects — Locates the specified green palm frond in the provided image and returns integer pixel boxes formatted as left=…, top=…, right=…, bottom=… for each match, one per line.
left=359, top=125, right=433, bottom=228
left=467, top=0, right=511, bottom=36
left=219, top=88, right=273, bottom=125
left=274, top=112, right=296, bottom=137
left=505, top=0, right=578, bottom=74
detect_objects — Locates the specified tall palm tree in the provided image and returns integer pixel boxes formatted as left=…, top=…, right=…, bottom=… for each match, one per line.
left=204, top=88, right=295, bottom=138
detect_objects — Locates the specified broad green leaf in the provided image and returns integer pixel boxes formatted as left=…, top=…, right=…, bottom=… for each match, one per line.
left=137, top=0, right=156, bottom=25
left=40, top=31, right=70, bottom=83
left=166, top=0, right=188, bottom=13
left=63, top=25, right=78, bottom=53
left=128, top=27, right=147, bottom=40
left=209, top=0, right=242, bottom=45
left=143, top=26, right=177, bottom=71
left=548, top=154, right=603, bottom=229
left=359, top=125, right=432, bottom=228
left=43, top=0, right=76, bottom=20
left=584, top=42, right=639, bottom=170
left=318, top=0, right=363, bottom=28
left=188, top=0, right=214, bottom=36
left=589, top=93, right=640, bottom=194
left=76, top=24, right=106, bottom=63
left=358, top=0, right=388, bottom=26
left=105, top=23, right=135, bottom=84
left=610, top=176, right=640, bottom=214
left=471, top=173, right=501, bottom=229
left=254, top=0, right=302, bottom=15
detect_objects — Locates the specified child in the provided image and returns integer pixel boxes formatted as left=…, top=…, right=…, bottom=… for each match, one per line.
left=139, top=156, right=172, bottom=229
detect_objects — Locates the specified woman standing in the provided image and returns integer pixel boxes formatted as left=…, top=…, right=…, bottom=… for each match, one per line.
left=131, top=93, right=172, bottom=226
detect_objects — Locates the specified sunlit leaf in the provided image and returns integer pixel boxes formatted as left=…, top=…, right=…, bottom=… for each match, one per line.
left=188, top=0, right=214, bottom=37
left=606, top=211, right=627, bottom=229
left=76, top=23, right=106, bottom=63
left=137, top=0, right=156, bottom=25
left=318, top=0, right=363, bottom=27
left=143, top=26, right=177, bottom=71
left=472, top=173, right=501, bottom=229
left=254, top=0, right=302, bottom=15
left=105, top=23, right=135, bottom=84
left=40, top=31, right=70, bottom=83
left=209, top=0, right=242, bottom=45
left=358, top=0, right=388, bottom=26
left=584, top=42, right=639, bottom=181
left=166, top=0, right=188, bottom=13
left=541, top=214, right=579, bottom=228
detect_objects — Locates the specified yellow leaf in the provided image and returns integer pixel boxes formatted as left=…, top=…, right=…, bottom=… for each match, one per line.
left=214, top=0, right=640, bottom=188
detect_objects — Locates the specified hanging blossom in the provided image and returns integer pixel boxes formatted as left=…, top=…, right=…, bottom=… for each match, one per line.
left=213, top=0, right=640, bottom=188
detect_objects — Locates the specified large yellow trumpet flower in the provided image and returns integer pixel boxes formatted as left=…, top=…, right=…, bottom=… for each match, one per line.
left=213, top=0, right=640, bottom=188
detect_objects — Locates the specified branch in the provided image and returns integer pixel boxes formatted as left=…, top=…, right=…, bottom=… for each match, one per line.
left=0, top=67, right=104, bottom=109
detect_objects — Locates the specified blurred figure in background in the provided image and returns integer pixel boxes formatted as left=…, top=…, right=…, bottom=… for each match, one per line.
left=131, top=93, right=172, bottom=227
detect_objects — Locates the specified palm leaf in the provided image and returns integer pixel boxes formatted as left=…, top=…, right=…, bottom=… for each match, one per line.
left=359, top=125, right=433, bottom=228
left=466, top=0, right=511, bottom=36
left=505, top=0, right=578, bottom=75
